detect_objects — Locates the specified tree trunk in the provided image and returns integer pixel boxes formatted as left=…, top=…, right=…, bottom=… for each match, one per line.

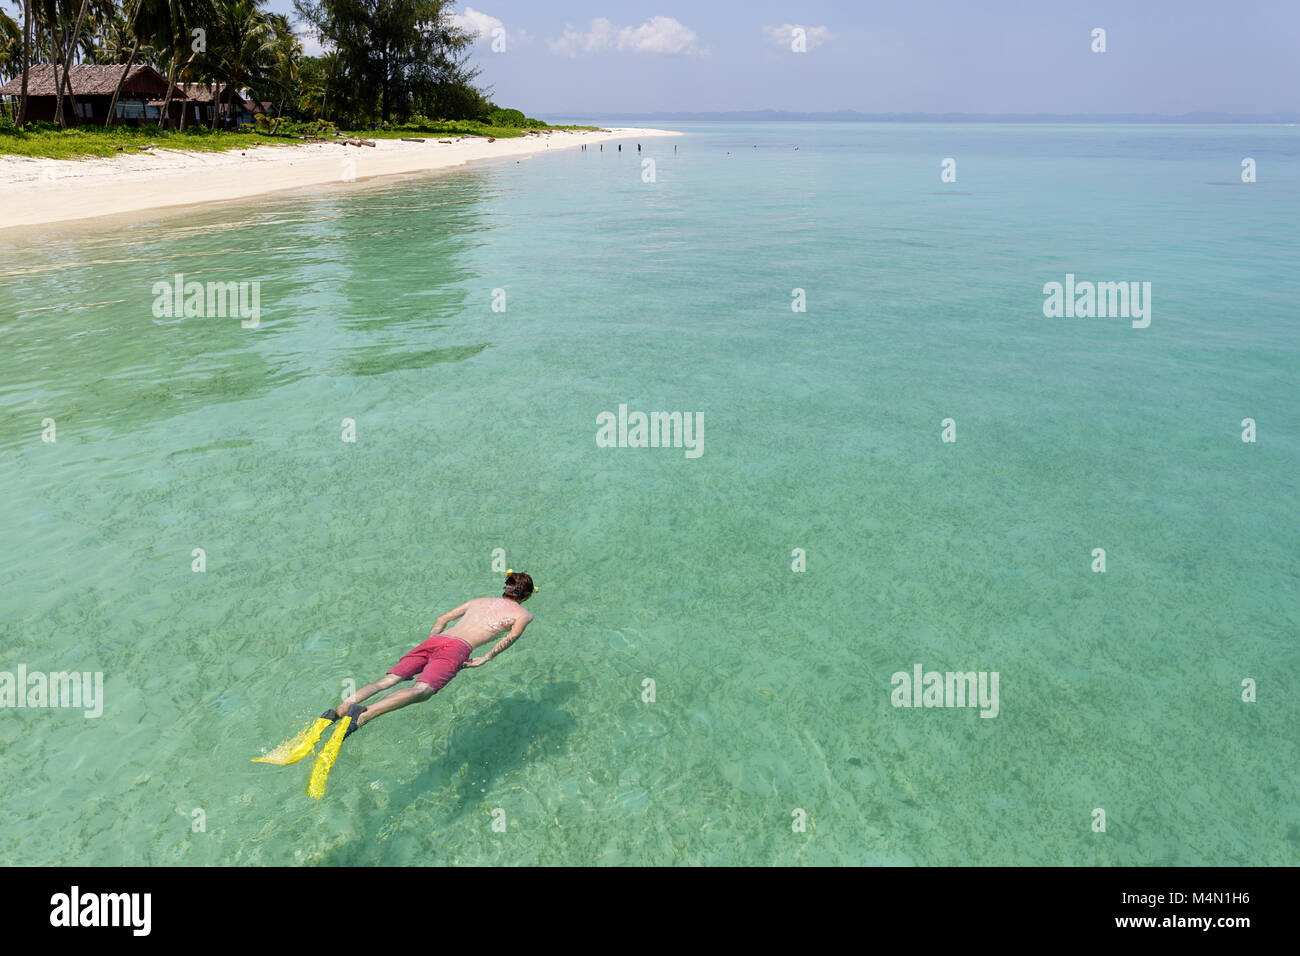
left=59, top=0, right=92, bottom=127
left=17, top=0, right=30, bottom=126
left=104, top=1, right=142, bottom=127
left=104, top=37, right=139, bottom=127
left=163, top=49, right=199, bottom=131
left=222, top=50, right=243, bottom=130
left=158, top=58, right=179, bottom=130
left=229, top=67, right=238, bottom=128
left=52, top=13, right=66, bottom=128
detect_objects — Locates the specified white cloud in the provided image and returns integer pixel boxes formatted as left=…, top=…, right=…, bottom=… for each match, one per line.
left=762, top=24, right=834, bottom=51
left=450, top=7, right=532, bottom=48
left=296, top=25, right=328, bottom=58
left=618, top=16, right=699, bottom=54
left=550, top=16, right=703, bottom=57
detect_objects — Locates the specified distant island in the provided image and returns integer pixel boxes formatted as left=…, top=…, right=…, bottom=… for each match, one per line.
left=555, top=109, right=1300, bottom=124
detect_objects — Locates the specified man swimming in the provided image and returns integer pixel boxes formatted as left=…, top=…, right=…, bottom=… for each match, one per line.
left=325, top=571, right=535, bottom=733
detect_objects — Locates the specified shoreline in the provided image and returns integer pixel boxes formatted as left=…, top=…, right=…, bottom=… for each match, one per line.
left=0, top=127, right=681, bottom=234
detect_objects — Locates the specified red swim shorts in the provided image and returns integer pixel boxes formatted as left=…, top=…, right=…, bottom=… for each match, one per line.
left=387, top=635, right=473, bottom=692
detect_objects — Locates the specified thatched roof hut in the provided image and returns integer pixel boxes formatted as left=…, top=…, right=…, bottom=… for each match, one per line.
left=0, top=64, right=181, bottom=125
left=0, top=64, right=173, bottom=98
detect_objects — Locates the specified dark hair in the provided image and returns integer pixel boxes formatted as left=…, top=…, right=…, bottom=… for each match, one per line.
left=503, top=571, right=534, bottom=602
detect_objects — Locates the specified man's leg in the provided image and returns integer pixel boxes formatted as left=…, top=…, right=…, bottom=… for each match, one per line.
left=340, top=674, right=404, bottom=710
left=353, top=682, right=434, bottom=728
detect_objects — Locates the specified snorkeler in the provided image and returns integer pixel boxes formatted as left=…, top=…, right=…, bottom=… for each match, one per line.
left=253, top=572, right=536, bottom=797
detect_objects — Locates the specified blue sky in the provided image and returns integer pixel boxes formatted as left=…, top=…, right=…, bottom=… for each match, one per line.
left=266, top=0, right=1300, bottom=117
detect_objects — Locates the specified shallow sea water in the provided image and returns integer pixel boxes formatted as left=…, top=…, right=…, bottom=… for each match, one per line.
left=0, top=123, right=1296, bottom=864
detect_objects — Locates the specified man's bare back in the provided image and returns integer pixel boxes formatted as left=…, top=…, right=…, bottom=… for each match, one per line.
left=437, top=596, right=534, bottom=653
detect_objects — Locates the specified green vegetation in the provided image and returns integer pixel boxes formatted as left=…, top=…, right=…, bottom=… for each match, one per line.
left=0, top=114, right=600, bottom=160
left=344, top=114, right=597, bottom=139
left=359, top=120, right=596, bottom=141
left=1, top=0, right=561, bottom=152
left=292, top=0, right=486, bottom=125
left=485, top=108, right=546, bottom=129
left=0, top=118, right=285, bottom=158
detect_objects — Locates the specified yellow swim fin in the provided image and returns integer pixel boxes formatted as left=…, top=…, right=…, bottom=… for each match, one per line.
left=306, top=716, right=352, bottom=800
left=252, top=716, right=334, bottom=766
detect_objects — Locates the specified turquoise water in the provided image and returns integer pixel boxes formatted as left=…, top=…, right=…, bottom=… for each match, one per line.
left=1, top=123, right=1297, bottom=865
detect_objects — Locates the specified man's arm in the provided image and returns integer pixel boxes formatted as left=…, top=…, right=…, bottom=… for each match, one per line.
left=464, top=616, right=531, bottom=667
left=430, top=602, right=470, bottom=637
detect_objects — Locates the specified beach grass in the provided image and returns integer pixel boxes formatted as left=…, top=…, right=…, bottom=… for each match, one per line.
left=0, top=123, right=290, bottom=159
left=0, top=120, right=602, bottom=160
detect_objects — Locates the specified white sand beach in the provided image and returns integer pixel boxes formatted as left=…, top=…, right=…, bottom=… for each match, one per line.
left=0, top=126, right=679, bottom=232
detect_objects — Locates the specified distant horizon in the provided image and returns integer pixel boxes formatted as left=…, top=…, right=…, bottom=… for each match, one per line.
left=542, top=109, right=1300, bottom=125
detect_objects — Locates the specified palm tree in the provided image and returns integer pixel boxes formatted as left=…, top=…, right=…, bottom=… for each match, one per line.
left=78, top=0, right=118, bottom=62
left=37, top=0, right=66, bottom=127
left=208, top=0, right=271, bottom=129
left=55, top=0, right=93, bottom=125
left=103, top=0, right=163, bottom=126
left=137, top=0, right=211, bottom=129
left=0, top=4, right=21, bottom=75
left=102, top=0, right=140, bottom=123
left=16, top=0, right=29, bottom=125
left=153, top=39, right=194, bottom=128
left=264, top=12, right=298, bottom=127
left=296, top=48, right=340, bottom=122
left=0, top=7, right=22, bottom=101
